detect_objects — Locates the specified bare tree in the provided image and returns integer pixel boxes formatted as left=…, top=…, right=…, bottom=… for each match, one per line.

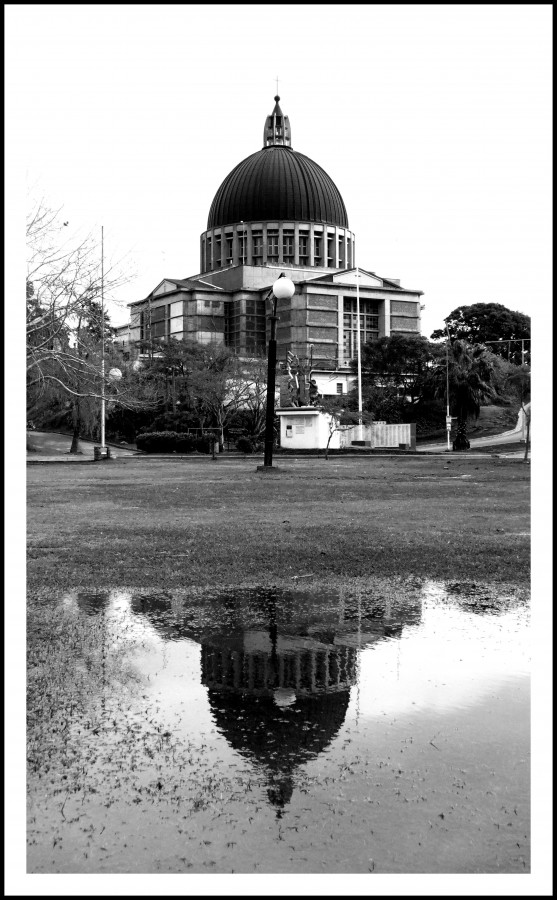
left=26, top=200, right=156, bottom=438
left=187, top=345, right=260, bottom=445
left=318, top=398, right=373, bottom=460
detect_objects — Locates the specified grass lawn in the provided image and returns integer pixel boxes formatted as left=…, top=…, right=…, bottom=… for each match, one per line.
left=27, top=455, right=530, bottom=592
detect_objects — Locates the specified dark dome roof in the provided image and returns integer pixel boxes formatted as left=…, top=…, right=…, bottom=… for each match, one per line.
left=207, top=146, right=349, bottom=230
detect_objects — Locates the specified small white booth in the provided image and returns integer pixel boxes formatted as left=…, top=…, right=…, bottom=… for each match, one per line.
left=276, top=407, right=417, bottom=451
left=276, top=407, right=342, bottom=450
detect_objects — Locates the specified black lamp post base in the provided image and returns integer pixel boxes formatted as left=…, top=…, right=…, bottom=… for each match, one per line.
left=256, top=465, right=281, bottom=473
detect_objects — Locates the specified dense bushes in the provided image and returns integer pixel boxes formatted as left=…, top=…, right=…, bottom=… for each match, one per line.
left=135, top=431, right=212, bottom=454
left=236, top=436, right=255, bottom=453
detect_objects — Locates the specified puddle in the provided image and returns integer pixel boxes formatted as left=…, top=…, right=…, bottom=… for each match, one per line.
left=27, top=579, right=530, bottom=874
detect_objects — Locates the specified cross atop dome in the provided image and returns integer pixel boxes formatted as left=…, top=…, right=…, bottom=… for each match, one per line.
left=263, top=95, right=291, bottom=148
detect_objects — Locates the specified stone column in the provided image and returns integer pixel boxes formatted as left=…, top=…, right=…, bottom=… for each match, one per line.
left=382, top=298, right=391, bottom=337
left=262, top=224, right=268, bottom=266
left=245, top=223, right=252, bottom=266
left=337, top=296, right=344, bottom=367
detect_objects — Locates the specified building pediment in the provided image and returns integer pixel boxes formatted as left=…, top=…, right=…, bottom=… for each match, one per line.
left=152, top=279, right=181, bottom=296
left=331, top=269, right=384, bottom=287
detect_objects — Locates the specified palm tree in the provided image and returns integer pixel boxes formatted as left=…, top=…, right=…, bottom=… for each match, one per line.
left=431, top=339, right=500, bottom=450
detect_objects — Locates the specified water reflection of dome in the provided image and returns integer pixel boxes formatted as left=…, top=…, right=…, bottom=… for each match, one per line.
left=207, top=688, right=351, bottom=814
left=78, top=587, right=424, bottom=815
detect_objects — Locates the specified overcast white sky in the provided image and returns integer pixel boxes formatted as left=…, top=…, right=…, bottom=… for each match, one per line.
left=7, top=3, right=552, bottom=338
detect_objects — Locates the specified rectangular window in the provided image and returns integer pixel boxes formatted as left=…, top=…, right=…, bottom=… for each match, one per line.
left=338, top=237, right=344, bottom=268
left=150, top=305, right=166, bottom=323
left=215, top=237, right=221, bottom=266
left=152, top=320, right=166, bottom=338
left=252, top=231, right=263, bottom=261
left=283, top=230, right=294, bottom=263
left=314, top=236, right=322, bottom=265
left=267, top=230, right=279, bottom=262
left=336, top=383, right=343, bottom=394
left=226, top=236, right=233, bottom=264
left=342, top=297, right=379, bottom=358
left=205, top=237, right=212, bottom=270
left=299, top=234, right=308, bottom=261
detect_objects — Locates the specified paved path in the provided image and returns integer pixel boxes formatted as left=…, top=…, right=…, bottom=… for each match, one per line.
left=27, top=430, right=528, bottom=463
left=417, top=428, right=527, bottom=454
left=27, top=431, right=137, bottom=462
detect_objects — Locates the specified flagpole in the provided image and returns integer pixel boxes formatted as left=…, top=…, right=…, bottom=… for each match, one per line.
left=445, top=323, right=451, bottom=452
left=355, top=267, right=363, bottom=439
left=101, top=225, right=106, bottom=451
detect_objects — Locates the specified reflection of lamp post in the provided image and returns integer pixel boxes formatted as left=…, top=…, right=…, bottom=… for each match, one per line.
left=259, top=274, right=295, bottom=471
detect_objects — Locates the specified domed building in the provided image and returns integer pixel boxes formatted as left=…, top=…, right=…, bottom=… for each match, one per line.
left=124, top=96, right=423, bottom=397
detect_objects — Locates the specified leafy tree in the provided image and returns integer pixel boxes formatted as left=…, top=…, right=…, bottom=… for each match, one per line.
left=429, top=340, right=502, bottom=450
left=133, top=337, right=209, bottom=414
left=349, top=334, right=445, bottom=431
left=359, top=334, right=438, bottom=405
left=431, top=303, right=530, bottom=364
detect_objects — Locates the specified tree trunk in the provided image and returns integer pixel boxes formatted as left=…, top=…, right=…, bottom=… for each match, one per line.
left=70, top=316, right=83, bottom=454
left=69, top=399, right=81, bottom=454
left=523, top=405, right=530, bottom=461
left=453, top=415, right=470, bottom=451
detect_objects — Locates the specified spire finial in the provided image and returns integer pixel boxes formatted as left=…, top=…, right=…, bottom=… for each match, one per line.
left=263, top=91, right=291, bottom=148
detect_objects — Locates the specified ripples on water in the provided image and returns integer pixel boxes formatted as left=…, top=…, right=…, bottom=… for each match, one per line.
left=28, top=579, right=530, bottom=874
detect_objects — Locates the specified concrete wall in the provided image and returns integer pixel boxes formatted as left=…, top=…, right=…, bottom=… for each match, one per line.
left=372, top=423, right=416, bottom=449
left=339, top=423, right=416, bottom=449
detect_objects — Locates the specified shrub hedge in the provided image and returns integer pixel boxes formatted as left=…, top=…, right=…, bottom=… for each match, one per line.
left=236, top=436, right=254, bottom=453
left=135, top=431, right=211, bottom=454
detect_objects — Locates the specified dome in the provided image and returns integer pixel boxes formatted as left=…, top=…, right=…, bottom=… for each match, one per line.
left=207, top=145, right=349, bottom=230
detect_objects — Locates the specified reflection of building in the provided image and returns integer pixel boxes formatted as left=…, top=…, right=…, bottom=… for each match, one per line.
left=201, top=640, right=357, bottom=696
left=129, top=586, right=422, bottom=815
left=122, top=96, right=423, bottom=398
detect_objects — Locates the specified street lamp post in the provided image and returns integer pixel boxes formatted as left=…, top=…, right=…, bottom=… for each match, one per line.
left=445, top=324, right=452, bottom=451
left=259, top=274, right=295, bottom=471
left=355, top=267, right=363, bottom=440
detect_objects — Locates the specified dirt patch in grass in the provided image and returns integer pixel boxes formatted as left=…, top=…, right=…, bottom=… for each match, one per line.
left=26, top=456, right=530, bottom=591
